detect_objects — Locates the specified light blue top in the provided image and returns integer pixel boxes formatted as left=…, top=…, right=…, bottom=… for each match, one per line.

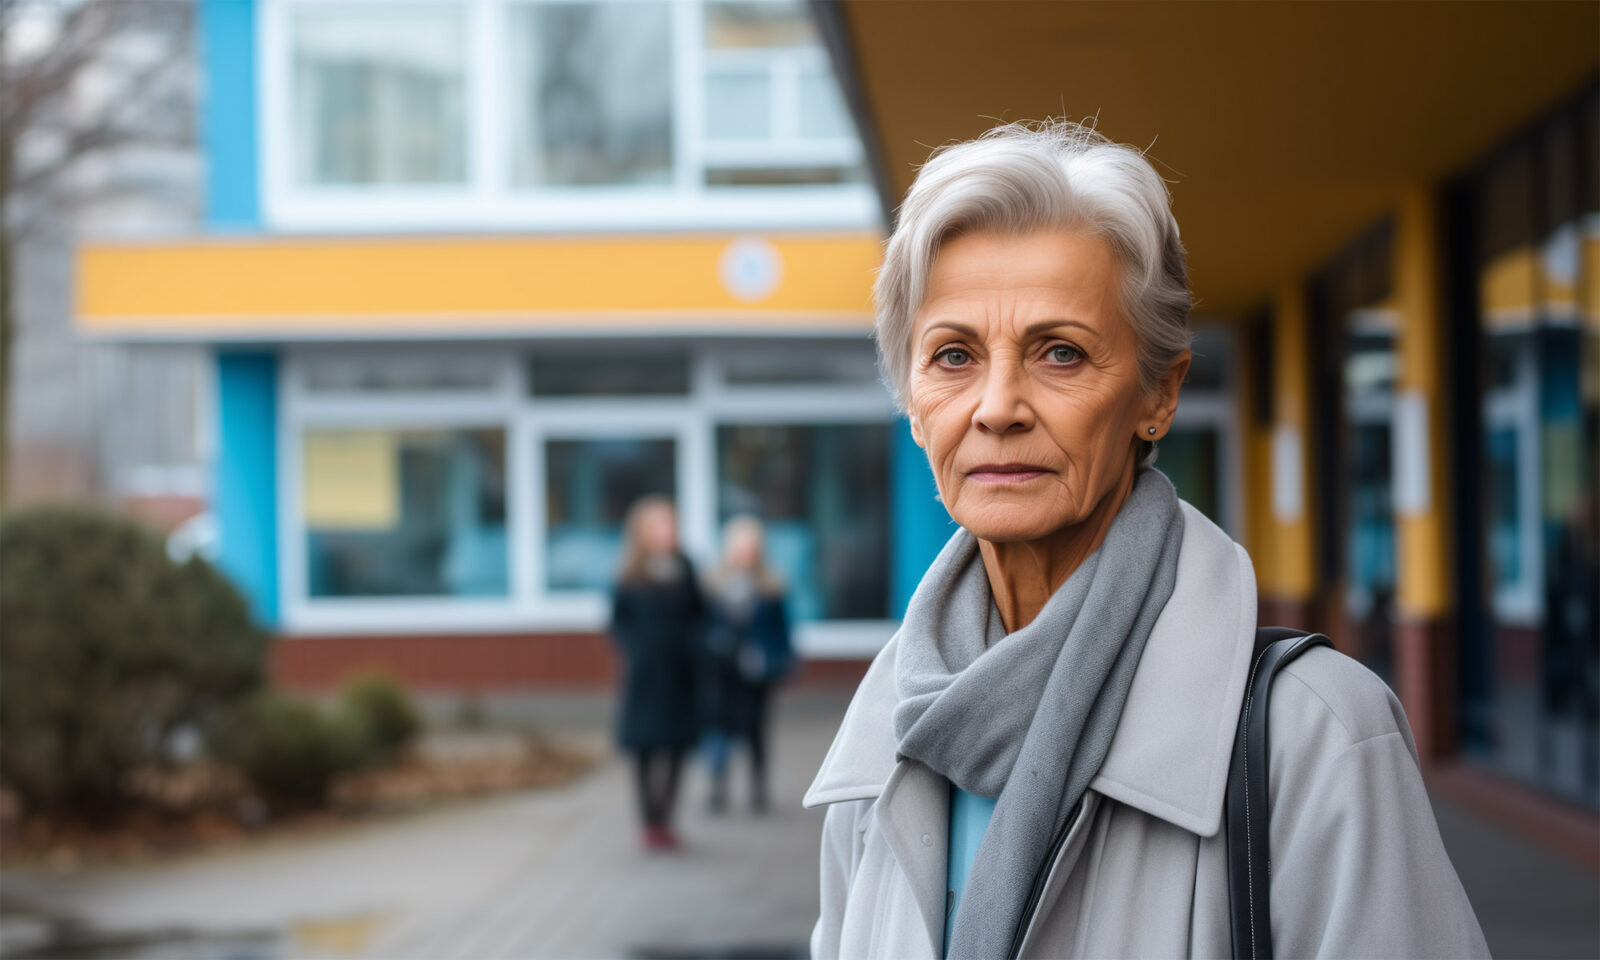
left=944, top=784, right=998, bottom=957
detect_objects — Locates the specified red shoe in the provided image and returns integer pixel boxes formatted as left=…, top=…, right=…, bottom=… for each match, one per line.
left=659, top=826, right=682, bottom=850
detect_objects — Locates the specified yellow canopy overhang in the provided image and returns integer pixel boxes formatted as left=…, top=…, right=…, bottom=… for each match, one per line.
left=823, top=0, right=1599, bottom=316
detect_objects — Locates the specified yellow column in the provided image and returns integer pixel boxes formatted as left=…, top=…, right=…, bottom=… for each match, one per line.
left=1391, top=186, right=1454, bottom=757
left=1393, top=188, right=1453, bottom=619
left=1258, top=284, right=1316, bottom=609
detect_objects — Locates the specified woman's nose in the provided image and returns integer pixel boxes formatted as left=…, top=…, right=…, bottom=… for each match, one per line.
left=971, top=360, right=1036, bottom=434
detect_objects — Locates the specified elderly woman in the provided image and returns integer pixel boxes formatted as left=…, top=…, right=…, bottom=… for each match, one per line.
left=806, top=122, right=1487, bottom=959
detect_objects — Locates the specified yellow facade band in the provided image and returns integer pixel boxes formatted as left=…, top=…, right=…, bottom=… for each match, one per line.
left=77, top=233, right=884, bottom=337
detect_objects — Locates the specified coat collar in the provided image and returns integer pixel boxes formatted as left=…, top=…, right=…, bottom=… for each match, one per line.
left=802, top=501, right=1257, bottom=839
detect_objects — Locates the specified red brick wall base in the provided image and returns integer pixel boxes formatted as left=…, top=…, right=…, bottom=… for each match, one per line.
left=270, top=633, right=875, bottom=693
left=1258, top=596, right=1316, bottom=634
left=1393, top=614, right=1458, bottom=760
left=270, top=633, right=620, bottom=692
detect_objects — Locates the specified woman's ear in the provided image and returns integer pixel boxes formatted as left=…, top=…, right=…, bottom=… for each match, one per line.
left=909, top=412, right=926, bottom=449
left=1141, top=349, right=1191, bottom=438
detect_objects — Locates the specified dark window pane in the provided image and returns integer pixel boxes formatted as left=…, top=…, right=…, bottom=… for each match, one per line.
left=717, top=423, right=887, bottom=620
left=1185, top=328, right=1230, bottom=391
left=1158, top=427, right=1218, bottom=524
left=721, top=346, right=879, bottom=387
left=303, top=356, right=499, bottom=393
left=529, top=351, right=690, bottom=397
left=545, top=437, right=676, bottom=591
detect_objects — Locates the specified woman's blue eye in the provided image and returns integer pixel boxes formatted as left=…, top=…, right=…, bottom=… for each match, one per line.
left=939, top=349, right=971, bottom=366
left=1047, top=344, right=1081, bottom=364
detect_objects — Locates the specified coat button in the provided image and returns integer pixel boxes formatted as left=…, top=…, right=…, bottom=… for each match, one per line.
left=921, top=833, right=933, bottom=846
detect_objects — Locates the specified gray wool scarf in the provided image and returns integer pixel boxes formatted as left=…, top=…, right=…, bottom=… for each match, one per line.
left=893, top=468, right=1184, bottom=960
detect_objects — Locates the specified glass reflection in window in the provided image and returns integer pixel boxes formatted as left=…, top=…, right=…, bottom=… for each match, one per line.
left=701, top=0, right=861, bottom=187
left=717, top=423, right=887, bottom=620
left=304, top=428, right=507, bottom=597
left=507, top=2, right=673, bottom=187
left=291, top=5, right=467, bottom=186
left=1157, top=427, right=1219, bottom=524
left=545, top=437, right=677, bottom=592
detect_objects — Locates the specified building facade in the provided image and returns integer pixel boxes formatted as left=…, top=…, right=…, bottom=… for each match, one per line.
left=74, top=0, right=1253, bottom=695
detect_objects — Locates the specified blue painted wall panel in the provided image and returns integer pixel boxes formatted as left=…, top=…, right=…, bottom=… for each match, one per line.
left=890, top=417, right=954, bottom=616
left=215, top=352, right=279, bottom=626
left=200, top=0, right=259, bottom=229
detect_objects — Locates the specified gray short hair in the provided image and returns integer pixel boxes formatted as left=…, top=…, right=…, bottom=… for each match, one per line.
left=874, top=120, right=1193, bottom=463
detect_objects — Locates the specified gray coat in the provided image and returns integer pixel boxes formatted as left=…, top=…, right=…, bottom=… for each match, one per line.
left=806, top=502, right=1488, bottom=959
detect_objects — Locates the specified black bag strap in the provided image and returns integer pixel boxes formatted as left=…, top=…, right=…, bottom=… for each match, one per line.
left=1226, top=627, right=1333, bottom=960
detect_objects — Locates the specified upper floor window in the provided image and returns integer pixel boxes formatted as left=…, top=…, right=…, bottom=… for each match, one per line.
left=702, top=1, right=859, bottom=186
left=291, top=5, right=468, bottom=186
left=507, top=2, right=675, bottom=188
left=264, top=0, right=876, bottom=230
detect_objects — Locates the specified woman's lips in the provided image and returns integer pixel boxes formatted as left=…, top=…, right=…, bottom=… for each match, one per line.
left=965, top=464, right=1051, bottom=484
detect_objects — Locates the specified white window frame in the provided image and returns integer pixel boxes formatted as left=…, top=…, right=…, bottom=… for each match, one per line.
left=700, top=42, right=859, bottom=169
left=1483, top=336, right=1543, bottom=627
left=258, top=0, right=876, bottom=232
left=277, top=339, right=898, bottom=656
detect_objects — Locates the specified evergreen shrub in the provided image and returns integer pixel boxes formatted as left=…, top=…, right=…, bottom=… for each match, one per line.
left=0, top=505, right=265, bottom=815
left=340, top=671, right=422, bottom=765
left=213, top=692, right=370, bottom=808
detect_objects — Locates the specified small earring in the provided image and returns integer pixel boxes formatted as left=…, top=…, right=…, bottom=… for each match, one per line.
left=1146, top=426, right=1157, bottom=436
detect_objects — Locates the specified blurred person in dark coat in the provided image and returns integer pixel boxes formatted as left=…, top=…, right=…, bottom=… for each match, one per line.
left=611, top=496, right=705, bottom=850
left=701, top=515, right=793, bottom=814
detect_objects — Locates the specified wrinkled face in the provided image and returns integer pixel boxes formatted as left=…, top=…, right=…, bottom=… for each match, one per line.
left=907, top=228, right=1180, bottom=543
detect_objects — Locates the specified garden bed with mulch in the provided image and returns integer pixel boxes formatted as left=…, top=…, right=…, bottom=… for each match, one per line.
left=0, top=729, right=599, bottom=868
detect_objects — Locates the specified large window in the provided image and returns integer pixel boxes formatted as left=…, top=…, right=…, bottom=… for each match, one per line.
left=1458, top=87, right=1598, bottom=809
left=266, top=0, right=874, bottom=230
left=290, top=5, right=467, bottom=186
left=507, top=2, right=674, bottom=187
left=283, top=341, right=896, bottom=651
left=701, top=0, right=861, bottom=186
left=303, top=427, right=508, bottom=597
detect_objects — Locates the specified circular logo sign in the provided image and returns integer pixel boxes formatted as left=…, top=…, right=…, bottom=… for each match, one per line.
left=718, top=237, right=783, bottom=302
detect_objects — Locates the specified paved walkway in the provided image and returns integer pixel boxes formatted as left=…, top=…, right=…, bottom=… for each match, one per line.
left=361, top=697, right=839, bottom=960
left=2, top=691, right=1595, bottom=959
left=0, top=695, right=842, bottom=960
